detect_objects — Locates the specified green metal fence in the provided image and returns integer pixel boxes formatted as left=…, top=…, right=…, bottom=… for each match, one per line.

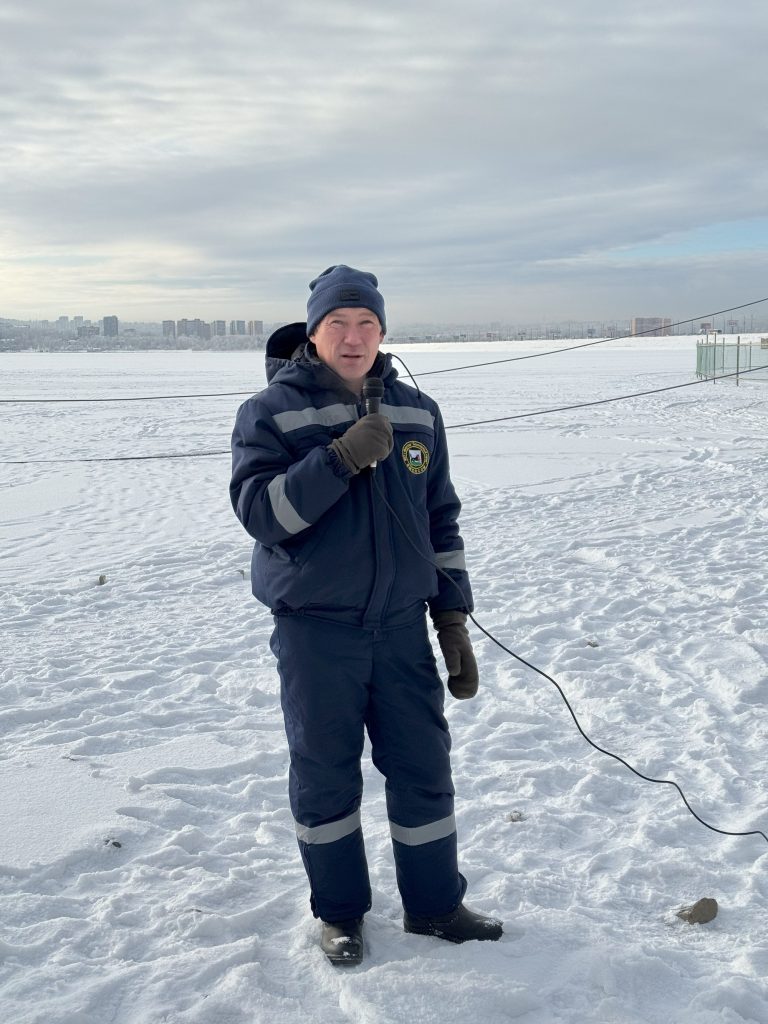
left=696, top=337, right=768, bottom=382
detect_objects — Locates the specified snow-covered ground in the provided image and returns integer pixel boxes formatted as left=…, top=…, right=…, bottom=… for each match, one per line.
left=1, top=339, right=767, bottom=1024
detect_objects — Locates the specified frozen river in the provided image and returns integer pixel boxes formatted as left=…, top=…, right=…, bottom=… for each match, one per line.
left=1, top=339, right=767, bottom=1024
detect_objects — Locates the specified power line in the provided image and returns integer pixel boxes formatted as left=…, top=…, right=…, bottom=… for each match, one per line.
left=0, top=449, right=230, bottom=465
left=448, top=362, right=768, bottom=429
left=0, top=390, right=252, bottom=405
left=1, top=363, right=765, bottom=465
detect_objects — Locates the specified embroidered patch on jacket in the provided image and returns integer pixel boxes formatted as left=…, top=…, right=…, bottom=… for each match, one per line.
left=402, top=440, right=430, bottom=474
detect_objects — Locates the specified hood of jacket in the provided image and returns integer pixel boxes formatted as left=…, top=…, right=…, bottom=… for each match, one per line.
left=265, top=321, right=396, bottom=397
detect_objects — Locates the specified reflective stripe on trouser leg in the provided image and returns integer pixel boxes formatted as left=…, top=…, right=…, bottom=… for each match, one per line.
left=271, top=615, right=372, bottom=921
left=297, top=827, right=370, bottom=924
left=389, top=812, right=456, bottom=847
left=367, top=617, right=466, bottom=917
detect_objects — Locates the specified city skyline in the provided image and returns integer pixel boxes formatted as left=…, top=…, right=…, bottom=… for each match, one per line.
left=2, top=1, right=768, bottom=322
left=6, top=307, right=768, bottom=339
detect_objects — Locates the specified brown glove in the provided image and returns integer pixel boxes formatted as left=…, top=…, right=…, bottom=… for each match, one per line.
left=431, top=610, right=479, bottom=699
left=329, top=414, right=394, bottom=475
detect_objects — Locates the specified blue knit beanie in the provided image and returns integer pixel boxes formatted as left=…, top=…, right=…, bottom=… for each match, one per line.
left=306, top=264, right=386, bottom=337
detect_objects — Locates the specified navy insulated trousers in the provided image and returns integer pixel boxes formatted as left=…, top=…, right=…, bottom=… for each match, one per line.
left=271, top=613, right=467, bottom=923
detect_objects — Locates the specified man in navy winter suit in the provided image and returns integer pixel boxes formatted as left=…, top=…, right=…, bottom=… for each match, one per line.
left=230, top=265, right=502, bottom=965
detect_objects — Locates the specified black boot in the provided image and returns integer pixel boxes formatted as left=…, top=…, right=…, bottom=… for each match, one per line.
left=404, top=903, right=503, bottom=943
left=320, top=917, right=364, bottom=966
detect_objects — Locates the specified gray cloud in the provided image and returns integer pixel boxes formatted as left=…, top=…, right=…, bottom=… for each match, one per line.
left=2, top=0, right=768, bottom=321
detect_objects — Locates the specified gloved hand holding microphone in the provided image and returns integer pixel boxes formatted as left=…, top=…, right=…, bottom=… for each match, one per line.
left=330, top=376, right=393, bottom=473
left=329, top=414, right=393, bottom=474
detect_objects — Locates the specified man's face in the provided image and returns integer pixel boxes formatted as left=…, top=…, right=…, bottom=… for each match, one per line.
left=310, top=307, right=384, bottom=390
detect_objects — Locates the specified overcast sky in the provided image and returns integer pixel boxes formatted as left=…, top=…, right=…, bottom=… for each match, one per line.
left=2, top=0, right=767, bottom=325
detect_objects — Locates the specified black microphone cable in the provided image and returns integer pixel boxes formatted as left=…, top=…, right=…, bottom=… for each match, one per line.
left=368, top=468, right=768, bottom=848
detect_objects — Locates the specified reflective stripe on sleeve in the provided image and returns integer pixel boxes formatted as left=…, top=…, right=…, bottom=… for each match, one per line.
left=389, top=813, right=456, bottom=847
left=381, top=404, right=435, bottom=430
left=294, top=809, right=362, bottom=845
left=434, top=549, right=467, bottom=572
left=273, top=404, right=356, bottom=434
left=267, top=473, right=311, bottom=535
left=272, top=402, right=433, bottom=434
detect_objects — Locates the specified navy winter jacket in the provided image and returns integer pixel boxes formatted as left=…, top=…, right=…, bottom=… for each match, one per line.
left=230, top=323, right=473, bottom=627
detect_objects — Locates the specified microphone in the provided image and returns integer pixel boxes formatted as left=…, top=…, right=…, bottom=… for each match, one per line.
left=362, top=377, right=385, bottom=467
left=362, top=376, right=384, bottom=415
